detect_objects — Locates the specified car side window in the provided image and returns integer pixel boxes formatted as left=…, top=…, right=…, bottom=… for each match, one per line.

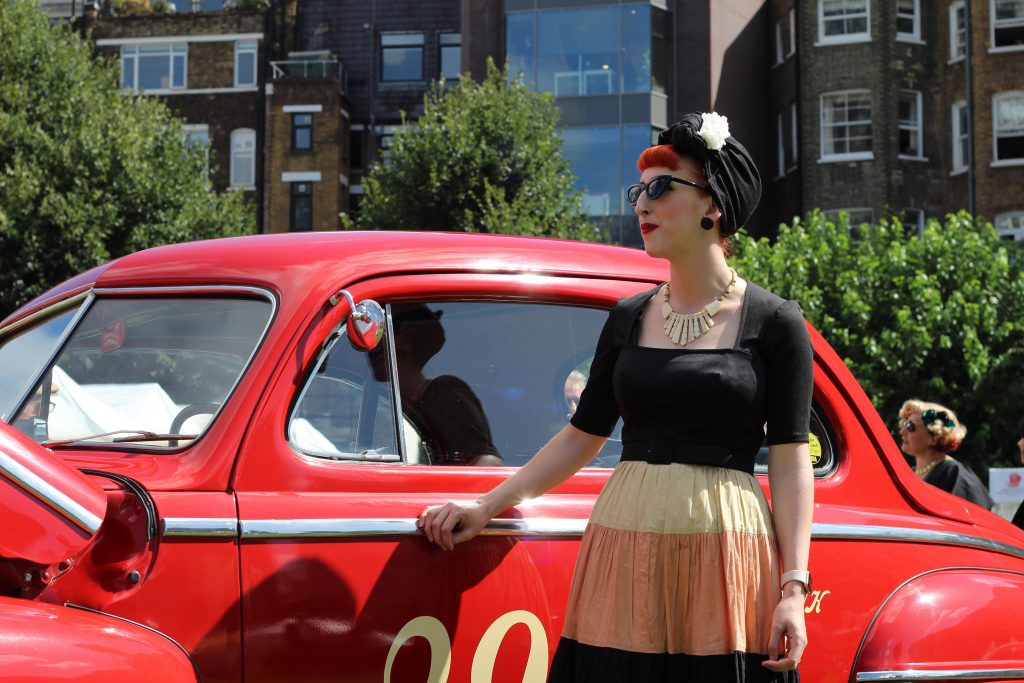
left=753, top=401, right=837, bottom=476
left=388, top=301, right=623, bottom=468
left=289, top=327, right=400, bottom=461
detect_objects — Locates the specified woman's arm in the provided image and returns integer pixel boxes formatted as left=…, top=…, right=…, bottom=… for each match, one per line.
left=417, top=424, right=607, bottom=550
left=763, top=441, right=814, bottom=672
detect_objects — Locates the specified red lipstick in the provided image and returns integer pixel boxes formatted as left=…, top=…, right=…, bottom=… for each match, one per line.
left=640, top=223, right=658, bottom=234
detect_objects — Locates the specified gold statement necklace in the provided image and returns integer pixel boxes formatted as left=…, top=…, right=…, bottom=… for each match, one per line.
left=661, top=269, right=737, bottom=346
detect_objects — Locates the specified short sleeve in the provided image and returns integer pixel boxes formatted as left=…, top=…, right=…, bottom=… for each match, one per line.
left=763, top=299, right=813, bottom=445
left=570, top=304, right=622, bottom=437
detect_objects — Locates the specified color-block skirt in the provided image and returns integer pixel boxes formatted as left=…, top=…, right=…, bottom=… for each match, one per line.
left=548, top=460, right=799, bottom=682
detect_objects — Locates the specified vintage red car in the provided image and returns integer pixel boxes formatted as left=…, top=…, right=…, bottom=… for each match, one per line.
left=2, top=231, right=1024, bottom=682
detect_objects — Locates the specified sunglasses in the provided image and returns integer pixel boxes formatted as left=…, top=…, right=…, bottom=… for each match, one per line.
left=900, top=410, right=956, bottom=434
left=627, top=175, right=710, bottom=207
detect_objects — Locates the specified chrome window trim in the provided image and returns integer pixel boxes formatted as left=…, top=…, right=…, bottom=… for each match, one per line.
left=161, top=517, right=238, bottom=537
left=857, top=669, right=1024, bottom=681
left=41, top=285, right=277, bottom=452
left=1, top=292, right=94, bottom=423
left=0, top=450, right=104, bottom=534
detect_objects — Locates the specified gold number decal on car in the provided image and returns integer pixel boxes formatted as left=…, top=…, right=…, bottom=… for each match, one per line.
left=384, top=615, right=451, bottom=683
left=804, top=589, right=831, bottom=614
left=808, top=433, right=822, bottom=465
left=471, top=610, right=548, bottom=683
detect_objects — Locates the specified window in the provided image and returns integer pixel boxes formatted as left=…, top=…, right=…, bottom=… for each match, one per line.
left=776, top=111, right=786, bottom=176
left=439, top=32, right=461, bottom=80
left=950, top=1, right=967, bottom=61
left=12, top=296, right=272, bottom=448
left=350, top=126, right=365, bottom=171
left=826, top=208, right=875, bottom=230
left=820, top=90, right=873, bottom=160
left=818, top=0, right=870, bottom=43
left=995, top=211, right=1024, bottom=240
left=292, top=113, right=313, bottom=151
left=183, top=124, right=210, bottom=177
left=562, top=124, right=651, bottom=216
left=902, top=208, right=925, bottom=234
left=120, top=44, right=186, bottom=91
left=230, top=128, right=256, bottom=188
left=290, top=182, right=313, bottom=231
left=899, top=90, right=924, bottom=158
left=788, top=8, right=797, bottom=56
left=789, top=102, right=799, bottom=167
left=993, top=0, right=1024, bottom=49
left=897, top=0, right=920, bottom=41
left=994, top=92, right=1024, bottom=162
left=952, top=101, right=969, bottom=172
left=775, top=20, right=785, bottom=65
left=380, top=33, right=424, bottom=82
left=234, top=41, right=257, bottom=87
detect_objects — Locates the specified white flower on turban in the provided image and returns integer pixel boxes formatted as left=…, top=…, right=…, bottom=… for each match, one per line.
left=698, top=112, right=730, bottom=151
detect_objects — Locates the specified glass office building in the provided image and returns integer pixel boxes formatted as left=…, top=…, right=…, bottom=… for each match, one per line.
left=506, top=1, right=673, bottom=241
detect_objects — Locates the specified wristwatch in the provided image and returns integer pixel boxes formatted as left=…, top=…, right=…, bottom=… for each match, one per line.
left=780, top=569, right=812, bottom=595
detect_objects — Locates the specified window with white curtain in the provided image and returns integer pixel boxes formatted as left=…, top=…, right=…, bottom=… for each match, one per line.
left=898, top=90, right=924, bottom=159
left=995, top=211, right=1024, bottom=240
left=993, top=92, right=1024, bottom=162
left=992, top=0, right=1024, bottom=49
left=951, top=101, right=969, bottom=173
left=949, top=1, right=967, bottom=61
left=818, top=0, right=870, bottom=44
left=230, top=128, right=256, bottom=188
left=820, top=90, right=872, bottom=160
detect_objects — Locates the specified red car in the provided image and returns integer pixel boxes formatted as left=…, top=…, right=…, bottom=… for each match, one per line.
left=2, top=231, right=1023, bottom=682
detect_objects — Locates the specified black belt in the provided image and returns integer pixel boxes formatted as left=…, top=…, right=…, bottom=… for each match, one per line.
left=619, top=440, right=754, bottom=474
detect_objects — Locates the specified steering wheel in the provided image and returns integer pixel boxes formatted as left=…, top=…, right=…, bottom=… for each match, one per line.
left=169, top=402, right=220, bottom=446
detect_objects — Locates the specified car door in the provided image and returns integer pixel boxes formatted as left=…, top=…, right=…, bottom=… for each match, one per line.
left=233, top=273, right=646, bottom=682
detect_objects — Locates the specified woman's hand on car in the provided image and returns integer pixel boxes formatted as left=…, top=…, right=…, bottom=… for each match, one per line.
left=417, top=500, right=491, bottom=551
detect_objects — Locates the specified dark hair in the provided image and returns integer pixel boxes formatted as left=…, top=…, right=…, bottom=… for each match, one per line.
left=1019, top=416, right=1024, bottom=440
left=391, top=303, right=445, bottom=367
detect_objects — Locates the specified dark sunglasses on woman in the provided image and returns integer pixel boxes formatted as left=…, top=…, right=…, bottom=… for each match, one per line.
left=627, top=175, right=710, bottom=207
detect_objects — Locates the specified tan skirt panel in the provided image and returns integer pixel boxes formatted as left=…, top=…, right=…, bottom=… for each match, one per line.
left=590, top=460, right=774, bottom=536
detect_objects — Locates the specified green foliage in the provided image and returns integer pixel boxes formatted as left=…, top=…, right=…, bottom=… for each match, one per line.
left=0, top=1, right=254, bottom=318
left=732, top=210, right=1024, bottom=471
left=355, top=59, right=597, bottom=241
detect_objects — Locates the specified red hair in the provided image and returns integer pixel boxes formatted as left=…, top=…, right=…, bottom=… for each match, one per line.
left=635, top=145, right=732, bottom=255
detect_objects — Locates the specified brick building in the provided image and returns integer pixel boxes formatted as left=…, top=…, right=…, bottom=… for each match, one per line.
left=771, top=0, right=1024, bottom=238
left=89, top=9, right=266, bottom=226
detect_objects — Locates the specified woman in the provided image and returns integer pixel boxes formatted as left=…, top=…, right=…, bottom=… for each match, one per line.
left=1011, top=417, right=1024, bottom=530
left=418, top=112, right=814, bottom=682
left=898, top=399, right=993, bottom=510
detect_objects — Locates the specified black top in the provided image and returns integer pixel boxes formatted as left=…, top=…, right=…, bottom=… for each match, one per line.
left=405, top=375, right=501, bottom=465
left=923, top=458, right=994, bottom=510
left=1012, top=499, right=1024, bottom=531
left=570, top=282, right=813, bottom=474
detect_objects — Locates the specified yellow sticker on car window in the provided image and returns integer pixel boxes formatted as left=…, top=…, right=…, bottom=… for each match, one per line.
left=809, top=433, right=822, bottom=465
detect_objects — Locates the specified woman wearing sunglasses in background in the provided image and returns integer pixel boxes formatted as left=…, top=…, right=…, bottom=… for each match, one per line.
left=898, top=399, right=994, bottom=510
left=419, top=112, right=813, bottom=682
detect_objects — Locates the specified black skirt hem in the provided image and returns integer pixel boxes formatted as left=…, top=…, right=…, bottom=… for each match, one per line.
left=548, top=637, right=800, bottom=683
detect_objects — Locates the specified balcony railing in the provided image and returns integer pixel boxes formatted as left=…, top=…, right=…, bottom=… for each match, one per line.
left=271, top=59, right=347, bottom=92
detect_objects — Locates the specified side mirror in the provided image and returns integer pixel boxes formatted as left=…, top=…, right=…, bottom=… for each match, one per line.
left=334, top=290, right=385, bottom=352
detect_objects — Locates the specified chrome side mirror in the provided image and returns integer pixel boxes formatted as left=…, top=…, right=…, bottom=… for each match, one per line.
left=334, top=290, right=385, bottom=351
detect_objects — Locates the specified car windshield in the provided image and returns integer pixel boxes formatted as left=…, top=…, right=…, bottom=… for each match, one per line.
left=7, top=295, right=272, bottom=448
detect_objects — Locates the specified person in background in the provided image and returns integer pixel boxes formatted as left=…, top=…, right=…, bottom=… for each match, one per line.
left=1012, top=417, right=1024, bottom=530
left=898, top=399, right=993, bottom=510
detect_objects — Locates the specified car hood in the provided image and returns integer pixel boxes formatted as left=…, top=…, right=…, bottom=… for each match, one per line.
left=0, top=422, right=107, bottom=565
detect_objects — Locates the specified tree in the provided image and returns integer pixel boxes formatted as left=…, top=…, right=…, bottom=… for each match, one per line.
left=732, top=211, right=1024, bottom=472
left=0, top=1, right=254, bottom=318
left=354, top=59, right=597, bottom=241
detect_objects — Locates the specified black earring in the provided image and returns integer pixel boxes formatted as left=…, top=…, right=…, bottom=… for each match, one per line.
left=700, top=217, right=715, bottom=230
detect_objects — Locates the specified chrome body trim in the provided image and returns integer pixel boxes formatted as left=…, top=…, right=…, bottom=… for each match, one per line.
left=161, top=517, right=238, bottom=537
left=0, top=291, right=90, bottom=339
left=0, top=450, right=104, bottom=534
left=857, top=669, right=1024, bottom=681
left=240, top=517, right=589, bottom=539
left=813, top=522, right=1024, bottom=561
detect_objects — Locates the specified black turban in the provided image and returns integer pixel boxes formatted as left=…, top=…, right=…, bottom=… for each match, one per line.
left=656, top=112, right=762, bottom=236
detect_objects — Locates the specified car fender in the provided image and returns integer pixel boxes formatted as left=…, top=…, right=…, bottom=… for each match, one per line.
left=0, top=596, right=200, bottom=682
left=850, top=566, right=1024, bottom=681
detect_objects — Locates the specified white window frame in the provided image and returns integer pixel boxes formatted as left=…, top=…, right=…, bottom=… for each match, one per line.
left=788, top=8, right=797, bottom=56
left=826, top=207, right=875, bottom=230
left=898, top=90, right=926, bottom=160
left=991, top=0, right=1024, bottom=52
left=896, top=0, right=922, bottom=42
left=120, top=43, right=188, bottom=92
left=902, top=208, right=925, bottom=234
left=819, top=90, right=874, bottom=162
left=992, top=91, right=1024, bottom=165
left=230, top=128, right=256, bottom=189
left=789, top=102, right=799, bottom=168
left=234, top=41, right=258, bottom=88
left=951, top=100, right=969, bottom=174
left=949, top=1, right=967, bottom=62
left=775, top=19, right=785, bottom=65
left=776, top=111, right=786, bottom=178
left=182, top=124, right=210, bottom=178
left=995, top=211, right=1024, bottom=240
left=817, top=0, right=871, bottom=46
